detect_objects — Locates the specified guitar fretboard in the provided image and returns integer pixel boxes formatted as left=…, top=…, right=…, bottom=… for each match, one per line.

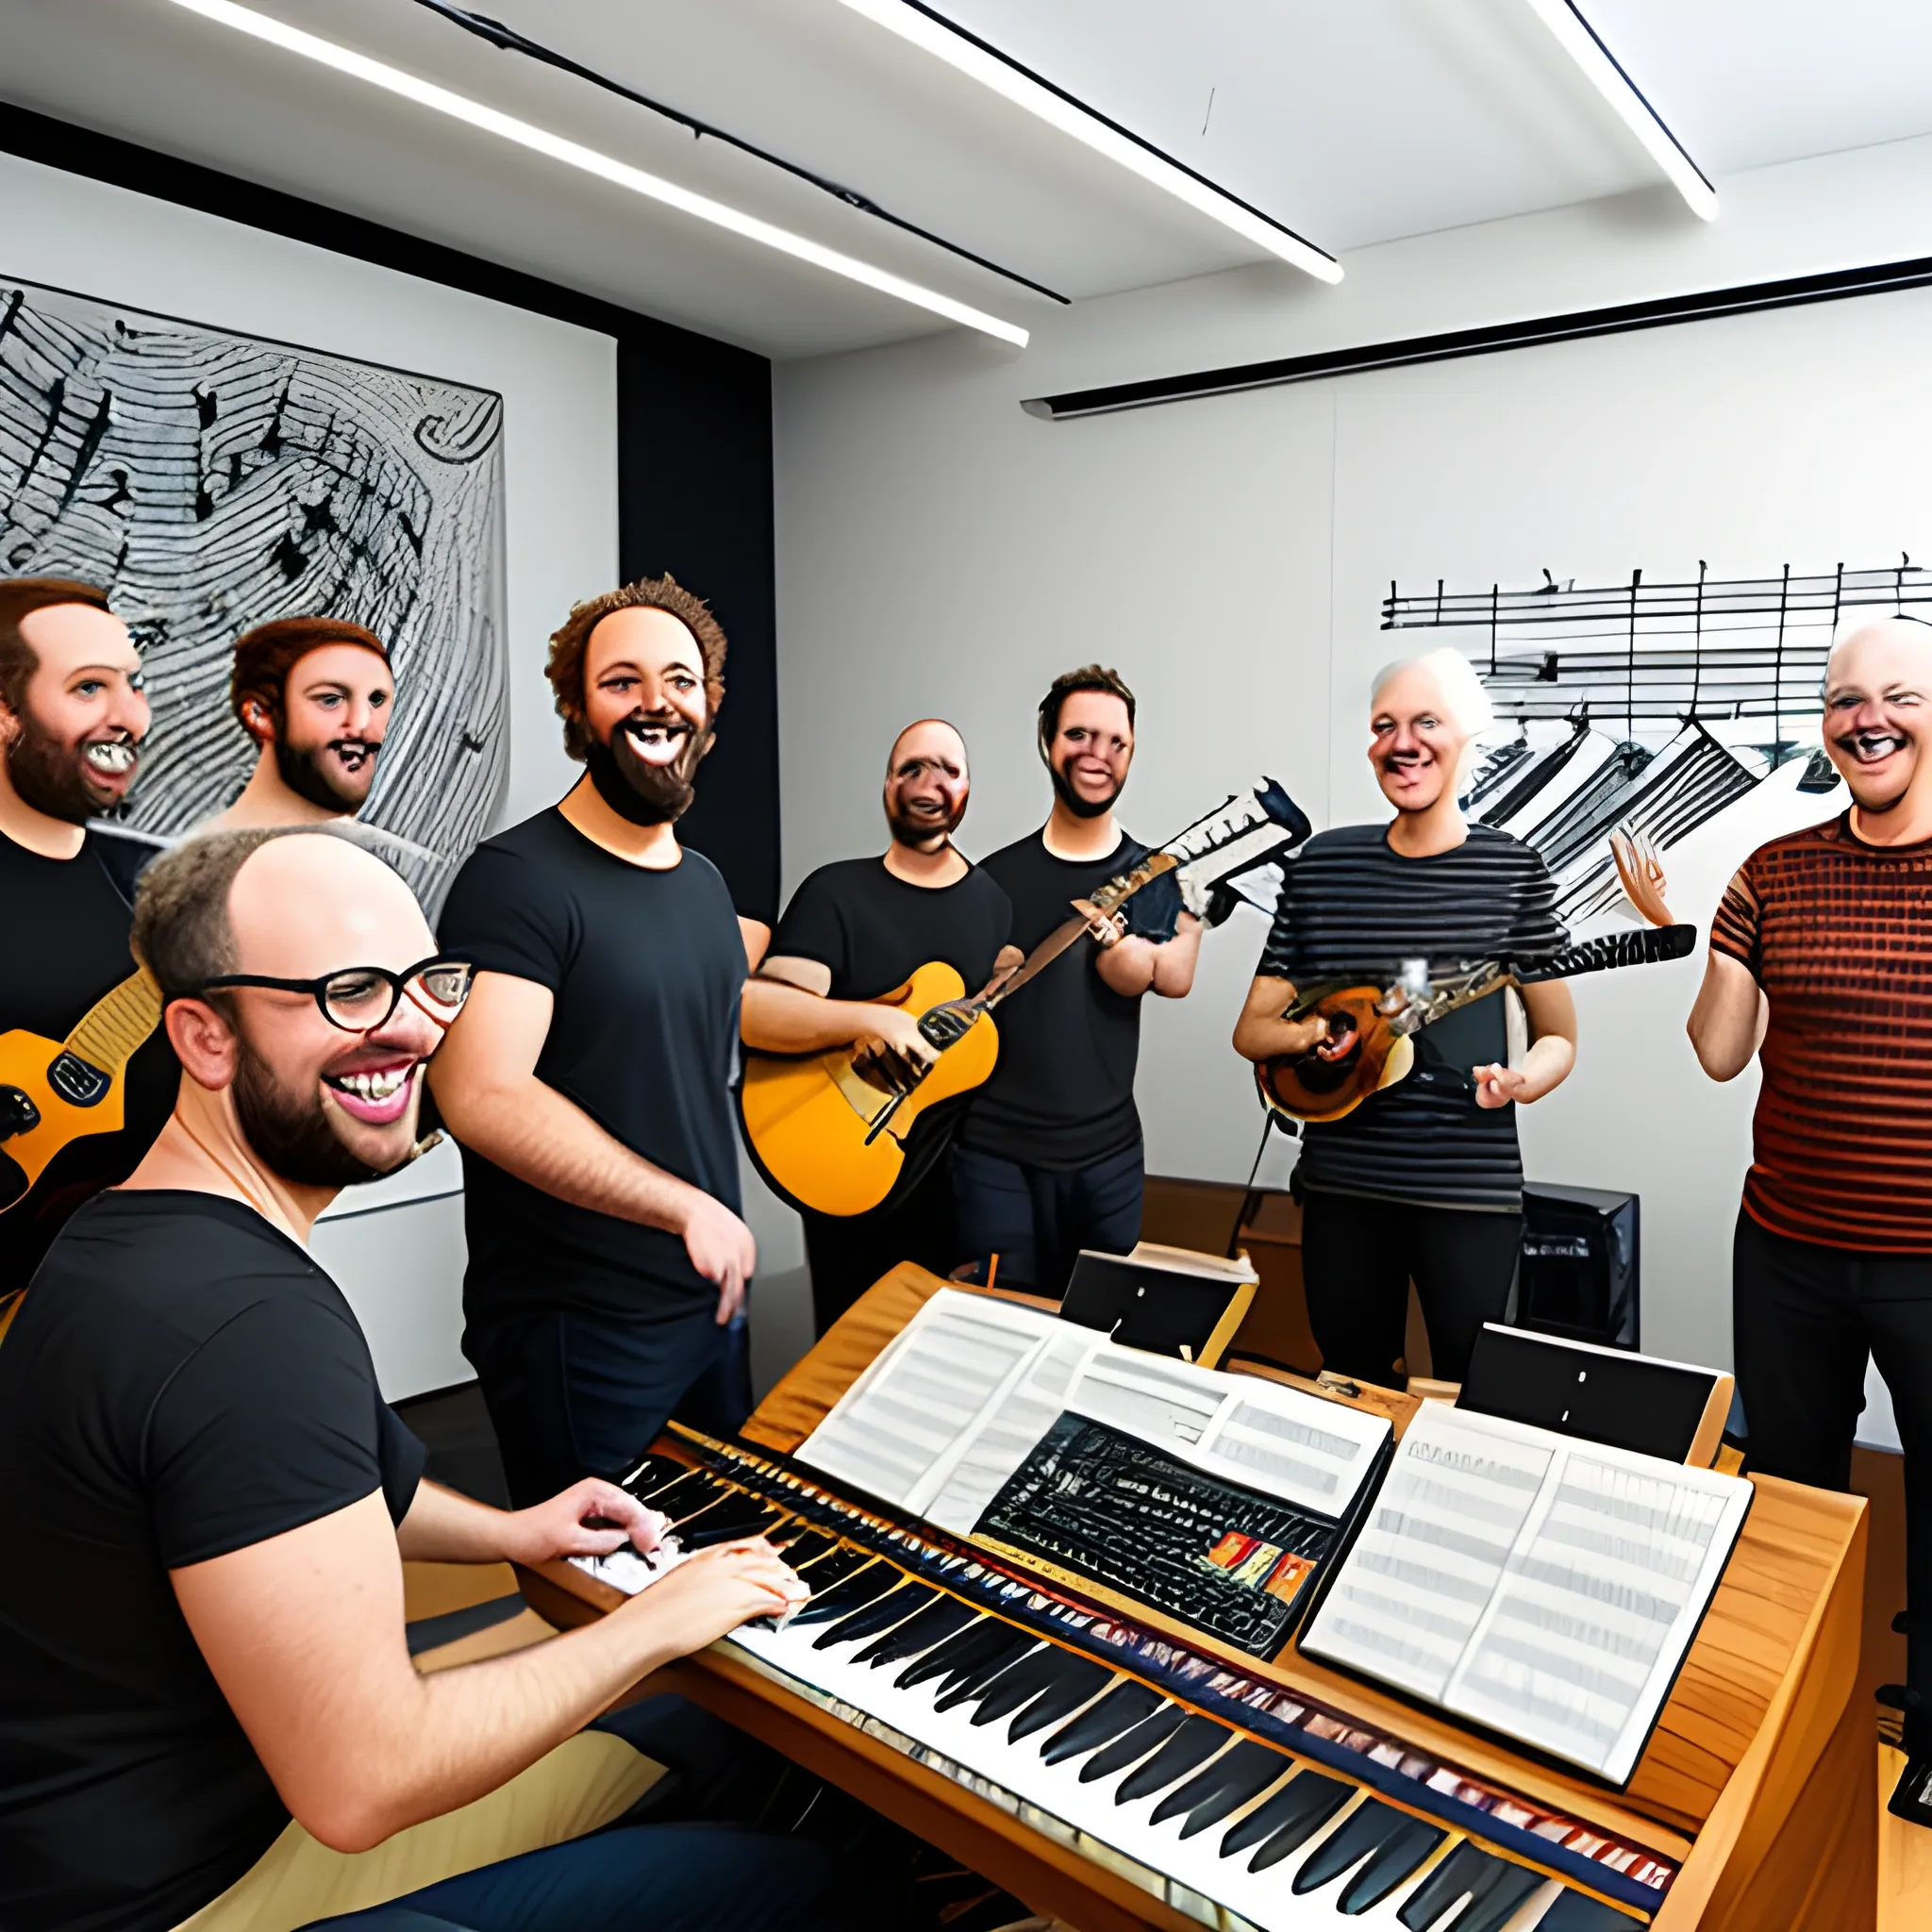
left=66, top=968, right=164, bottom=1073
left=1517, top=921, right=1697, bottom=983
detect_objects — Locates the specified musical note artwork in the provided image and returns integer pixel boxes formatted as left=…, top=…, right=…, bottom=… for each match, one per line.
left=0, top=276, right=507, bottom=910
left=1383, top=559, right=1931, bottom=924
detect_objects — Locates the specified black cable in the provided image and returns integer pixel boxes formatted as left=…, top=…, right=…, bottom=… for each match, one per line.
left=1224, top=1112, right=1280, bottom=1260
left=406, top=0, right=1071, bottom=305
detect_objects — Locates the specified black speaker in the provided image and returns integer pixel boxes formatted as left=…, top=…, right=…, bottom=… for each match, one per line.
left=1517, top=1183, right=1639, bottom=1350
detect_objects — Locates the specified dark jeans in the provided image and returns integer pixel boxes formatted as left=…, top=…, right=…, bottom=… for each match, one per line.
left=303, top=1697, right=850, bottom=1931
left=951, top=1141, right=1143, bottom=1295
left=1299, top=1187, right=1522, bottom=1387
left=801, top=1155, right=960, bottom=1337
left=1734, top=1208, right=1932, bottom=1752
left=466, top=1302, right=752, bottom=1509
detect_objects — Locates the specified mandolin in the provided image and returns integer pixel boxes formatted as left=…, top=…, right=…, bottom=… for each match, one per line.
left=741, top=781, right=1312, bottom=1218
left=1257, top=922, right=1697, bottom=1126
left=0, top=966, right=164, bottom=1210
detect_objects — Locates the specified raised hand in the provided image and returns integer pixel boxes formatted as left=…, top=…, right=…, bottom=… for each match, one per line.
left=1610, top=826, right=1673, bottom=926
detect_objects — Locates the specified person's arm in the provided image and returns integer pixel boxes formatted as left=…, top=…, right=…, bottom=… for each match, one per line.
left=428, top=972, right=753, bottom=1321
left=1473, top=980, right=1576, bottom=1108
left=1093, top=911, right=1204, bottom=998
left=740, top=957, right=937, bottom=1091
left=395, top=1475, right=670, bottom=1568
left=1688, top=950, right=1768, bottom=1080
left=1231, top=974, right=1331, bottom=1063
left=173, top=1492, right=802, bottom=1854
left=737, top=917, right=772, bottom=973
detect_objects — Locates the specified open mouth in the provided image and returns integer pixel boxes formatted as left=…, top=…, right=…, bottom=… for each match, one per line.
left=328, top=739, right=375, bottom=773
left=1842, top=728, right=1908, bottom=765
left=623, top=717, right=691, bottom=768
left=82, top=738, right=137, bottom=778
left=322, top=1060, right=419, bottom=1125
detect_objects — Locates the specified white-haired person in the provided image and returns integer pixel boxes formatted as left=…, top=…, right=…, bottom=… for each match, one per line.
left=1232, top=648, right=1575, bottom=1388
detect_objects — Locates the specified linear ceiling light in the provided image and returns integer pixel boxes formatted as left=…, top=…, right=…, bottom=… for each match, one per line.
left=836, top=0, right=1342, bottom=285
left=158, top=0, right=1031, bottom=344
left=1521, top=0, right=1718, bottom=221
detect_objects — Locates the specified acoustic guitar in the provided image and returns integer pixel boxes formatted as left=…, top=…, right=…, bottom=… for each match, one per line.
left=1257, top=922, right=1697, bottom=1125
left=742, top=781, right=1313, bottom=1217
left=0, top=967, right=164, bottom=1211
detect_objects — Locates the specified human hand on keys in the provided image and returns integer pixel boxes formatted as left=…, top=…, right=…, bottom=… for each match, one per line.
left=622, top=1537, right=808, bottom=1652
left=1609, top=826, right=1673, bottom=926
left=501, top=1477, right=672, bottom=1566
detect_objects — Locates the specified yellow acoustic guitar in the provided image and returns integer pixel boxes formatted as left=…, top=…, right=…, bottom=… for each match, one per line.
left=0, top=967, right=164, bottom=1211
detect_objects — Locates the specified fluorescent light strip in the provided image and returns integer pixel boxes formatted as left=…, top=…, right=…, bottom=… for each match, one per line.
left=1522, top=0, right=1718, bottom=221
left=159, top=0, right=1030, bottom=344
left=838, top=0, right=1342, bottom=285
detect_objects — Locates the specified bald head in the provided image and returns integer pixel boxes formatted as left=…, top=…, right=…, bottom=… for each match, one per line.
left=883, top=718, right=970, bottom=853
left=227, top=832, right=431, bottom=983
left=1822, top=616, right=1932, bottom=821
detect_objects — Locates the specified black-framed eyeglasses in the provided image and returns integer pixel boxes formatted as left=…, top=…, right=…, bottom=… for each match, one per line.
left=195, top=957, right=475, bottom=1033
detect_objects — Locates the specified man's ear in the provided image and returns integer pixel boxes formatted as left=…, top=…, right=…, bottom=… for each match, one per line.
left=0, top=695, right=20, bottom=751
left=164, top=998, right=241, bottom=1092
left=240, top=697, right=277, bottom=746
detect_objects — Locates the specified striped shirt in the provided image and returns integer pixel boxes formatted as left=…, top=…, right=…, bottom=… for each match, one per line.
left=1711, top=812, right=1932, bottom=1252
left=1257, top=824, right=1568, bottom=1210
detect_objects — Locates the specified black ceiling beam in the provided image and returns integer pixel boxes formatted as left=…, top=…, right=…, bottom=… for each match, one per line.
left=1021, top=251, right=1932, bottom=421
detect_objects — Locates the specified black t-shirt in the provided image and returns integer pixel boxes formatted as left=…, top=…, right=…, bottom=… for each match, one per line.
left=960, top=830, right=1182, bottom=1171
left=0, top=826, right=175, bottom=1294
left=438, top=809, right=745, bottom=1324
left=0, top=1191, right=425, bottom=1932
left=1257, top=823, right=1568, bottom=1210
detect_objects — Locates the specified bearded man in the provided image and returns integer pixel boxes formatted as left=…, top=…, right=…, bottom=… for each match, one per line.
left=1687, top=615, right=1932, bottom=1822
left=952, top=665, right=1202, bottom=1295
left=431, top=578, right=757, bottom=1508
left=741, top=719, right=1018, bottom=1331
left=0, top=575, right=174, bottom=1292
left=208, top=615, right=393, bottom=829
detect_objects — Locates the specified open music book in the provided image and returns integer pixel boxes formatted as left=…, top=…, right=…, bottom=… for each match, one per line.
left=1299, top=1402, right=1753, bottom=1784
left=796, top=1287, right=1391, bottom=1553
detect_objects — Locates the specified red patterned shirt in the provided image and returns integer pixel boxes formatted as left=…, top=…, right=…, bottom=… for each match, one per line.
left=1711, top=812, right=1932, bottom=1251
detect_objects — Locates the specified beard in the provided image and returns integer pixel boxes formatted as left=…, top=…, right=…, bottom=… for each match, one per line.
left=232, top=1036, right=400, bottom=1188
left=4, top=717, right=128, bottom=823
left=886, top=792, right=966, bottom=851
left=1048, top=755, right=1121, bottom=821
left=586, top=712, right=711, bottom=825
left=275, top=735, right=378, bottom=814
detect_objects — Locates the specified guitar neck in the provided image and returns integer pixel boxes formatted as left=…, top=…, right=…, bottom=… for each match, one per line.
left=66, top=968, right=164, bottom=1073
left=1516, top=922, right=1698, bottom=984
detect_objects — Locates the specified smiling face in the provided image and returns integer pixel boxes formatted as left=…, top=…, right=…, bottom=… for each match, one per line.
left=580, top=606, right=712, bottom=824
left=1047, top=691, right=1134, bottom=820
left=3, top=601, right=148, bottom=822
left=264, top=641, right=393, bottom=813
left=1823, top=621, right=1932, bottom=818
left=883, top=719, right=969, bottom=852
left=1368, top=662, right=1469, bottom=817
left=219, top=835, right=444, bottom=1185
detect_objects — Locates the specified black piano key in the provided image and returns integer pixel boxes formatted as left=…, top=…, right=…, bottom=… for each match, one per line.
left=679, top=1504, right=790, bottom=1550
left=1076, top=1705, right=1189, bottom=1785
left=1229, top=1770, right=1352, bottom=1869
left=1113, top=1715, right=1233, bottom=1805
left=772, top=1529, right=835, bottom=1569
left=810, top=1581, right=937, bottom=1651
left=1008, top=1656, right=1112, bottom=1743
left=1335, top=1817, right=1446, bottom=1913
left=850, top=1596, right=977, bottom=1669
left=791, top=1544, right=868, bottom=1593
left=1403, top=1846, right=1545, bottom=1932
left=621, top=1452, right=687, bottom=1496
left=788, top=1561, right=898, bottom=1627
left=930, top=1631, right=1040, bottom=1711
left=968, top=1646, right=1074, bottom=1727
left=1150, top=1740, right=1287, bottom=1835
left=1533, top=1896, right=1643, bottom=1932
left=648, top=1471, right=731, bottom=1516
left=1039, top=1680, right=1166, bottom=1767
left=894, top=1615, right=1006, bottom=1690
left=1291, top=1797, right=1416, bottom=1896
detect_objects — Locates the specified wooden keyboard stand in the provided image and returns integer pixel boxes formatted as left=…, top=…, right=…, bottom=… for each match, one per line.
left=517, top=1264, right=1872, bottom=1932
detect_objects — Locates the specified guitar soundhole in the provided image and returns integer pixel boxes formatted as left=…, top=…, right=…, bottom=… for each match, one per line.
left=47, top=1054, right=110, bottom=1108
left=0, top=1086, right=41, bottom=1141
left=1290, top=1037, right=1362, bottom=1097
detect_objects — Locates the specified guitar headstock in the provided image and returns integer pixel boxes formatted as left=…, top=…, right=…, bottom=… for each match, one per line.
left=1090, top=851, right=1178, bottom=913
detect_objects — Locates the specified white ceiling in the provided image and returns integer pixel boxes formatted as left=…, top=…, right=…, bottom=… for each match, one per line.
left=3, top=0, right=1928, bottom=360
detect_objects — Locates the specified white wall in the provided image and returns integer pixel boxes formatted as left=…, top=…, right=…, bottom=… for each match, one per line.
left=773, top=134, right=1932, bottom=1417
left=1, top=149, right=618, bottom=1398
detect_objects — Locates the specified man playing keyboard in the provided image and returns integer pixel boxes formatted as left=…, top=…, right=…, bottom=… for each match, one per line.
left=0, top=826, right=837, bottom=1932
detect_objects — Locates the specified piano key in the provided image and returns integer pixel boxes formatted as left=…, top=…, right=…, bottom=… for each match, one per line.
left=894, top=1614, right=1017, bottom=1690
left=1239, top=1770, right=1356, bottom=1870
left=791, top=1543, right=870, bottom=1592
left=1150, top=1739, right=1287, bottom=1835
left=1114, top=1716, right=1234, bottom=1805
left=1078, top=1704, right=1189, bottom=1784
left=1007, top=1655, right=1113, bottom=1742
left=679, top=1504, right=791, bottom=1549
left=1335, top=1815, right=1448, bottom=1913
left=788, top=1560, right=898, bottom=1626
left=646, top=1470, right=731, bottom=1517
left=1399, top=1842, right=1548, bottom=1932
left=930, top=1629, right=1044, bottom=1711
left=969, top=1645, right=1087, bottom=1727
left=1531, top=1895, right=1644, bottom=1931
left=771, top=1528, right=836, bottom=1569
left=809, top=1579, right=937, bottom=1651
left=1293, top=1798, right=1437, bottom=1896
left=1039, top=1679, right=1167, bottom=1766
left=620, top=1451, right=687, bottom=1496
left=850, top=1596, right=978, bottom=1669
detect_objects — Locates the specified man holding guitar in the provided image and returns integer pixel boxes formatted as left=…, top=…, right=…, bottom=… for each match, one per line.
left=1233, top=649, right=1575, bottom=1388
left=0, top=576, right=174, bottom=1296
left=953, top=665, right=1203, bottom=1294
left=741, top=718, right=1018, bottom=1332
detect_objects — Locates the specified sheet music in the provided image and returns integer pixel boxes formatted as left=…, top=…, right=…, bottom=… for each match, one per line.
left=1065, top=1349, right=1225, bottom=1449
left=1191, top=1383, right=1391, bottom=1522
left=1303, top=1406, right=1752, bottom=1782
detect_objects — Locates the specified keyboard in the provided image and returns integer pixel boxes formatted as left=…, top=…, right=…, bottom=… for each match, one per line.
left=589, top=1431, right=1674, bottom=1932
